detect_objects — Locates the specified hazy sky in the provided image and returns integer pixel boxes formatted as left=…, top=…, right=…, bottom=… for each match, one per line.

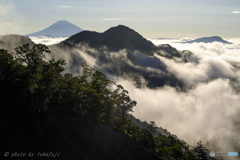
left=1, top=0, right=240, bottom=38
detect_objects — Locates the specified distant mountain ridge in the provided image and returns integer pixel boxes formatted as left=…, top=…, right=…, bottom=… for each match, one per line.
left=25, top=20, right=83, bottom=38
left=181, top=36, right=232, bottom=44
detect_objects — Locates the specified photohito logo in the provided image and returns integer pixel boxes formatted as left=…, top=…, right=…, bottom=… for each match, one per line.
left=210, top=151, right=238, bottom=157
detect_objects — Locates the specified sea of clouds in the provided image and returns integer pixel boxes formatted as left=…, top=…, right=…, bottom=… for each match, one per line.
left=29, top=36, right=68, bottom=46
left=30, top=36, right=240, bottom=155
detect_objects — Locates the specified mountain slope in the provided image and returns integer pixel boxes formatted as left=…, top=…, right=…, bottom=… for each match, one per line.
left=60, top=25, right=156, bottom=55
left=25, top=20, right=83, bottom=38
left=132, top=117, right=170, bottom=136
left=102, top=25, right=156, bottom=53
left=2, top=111, right=159, bottom=160
left=181, top=36, right=232, bottom=44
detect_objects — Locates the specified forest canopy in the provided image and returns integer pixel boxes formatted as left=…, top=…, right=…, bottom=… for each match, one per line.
left=0, top=43, right=137, bottom=127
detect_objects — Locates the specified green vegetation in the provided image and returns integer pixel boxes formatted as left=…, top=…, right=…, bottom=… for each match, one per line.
left=0, top=44, right=209, bottom=160
left=122, top=118, right=208, bottom=160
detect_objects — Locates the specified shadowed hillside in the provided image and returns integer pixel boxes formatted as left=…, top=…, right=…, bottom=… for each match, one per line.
left=2, top=111, right=159, bottom=160
left=131, top=117, right=170, bottom=136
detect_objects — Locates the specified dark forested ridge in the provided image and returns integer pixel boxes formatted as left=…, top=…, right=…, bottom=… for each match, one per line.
left=59, top=25, right=156, bottom=55
left=1, top=44, right=215, bottom=160
left=58, top=24, right=194, bottom=60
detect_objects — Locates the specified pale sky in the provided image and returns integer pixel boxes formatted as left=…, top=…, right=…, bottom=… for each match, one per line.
left=0, top=0, right=240, bottom=38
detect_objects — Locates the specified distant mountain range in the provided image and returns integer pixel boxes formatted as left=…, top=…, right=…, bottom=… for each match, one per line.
left=25, top=20, right=83, bottom=38
left=180, top=36, right=232, bottom=44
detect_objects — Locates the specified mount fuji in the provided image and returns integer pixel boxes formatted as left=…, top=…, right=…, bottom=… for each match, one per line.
left=25, top=20, right=83, bottom=38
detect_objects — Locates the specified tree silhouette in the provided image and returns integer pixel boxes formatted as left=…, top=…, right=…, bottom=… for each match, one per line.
left=194, top=140, right=208, bottom=160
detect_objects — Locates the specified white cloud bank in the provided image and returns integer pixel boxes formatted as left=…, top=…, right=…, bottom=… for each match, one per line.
left=116, top=77, right=240, bottom=151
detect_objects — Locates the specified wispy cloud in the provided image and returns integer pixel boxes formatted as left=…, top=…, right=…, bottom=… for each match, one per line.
left=59, top=6, right=71, bottom=8
left=99, top=18, right=120, bottom=21
left=231, top=11, right=240, bottom=14
left=0, top=1, right=26, bottom=35
left=0, top=22, right=11, bottom=27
